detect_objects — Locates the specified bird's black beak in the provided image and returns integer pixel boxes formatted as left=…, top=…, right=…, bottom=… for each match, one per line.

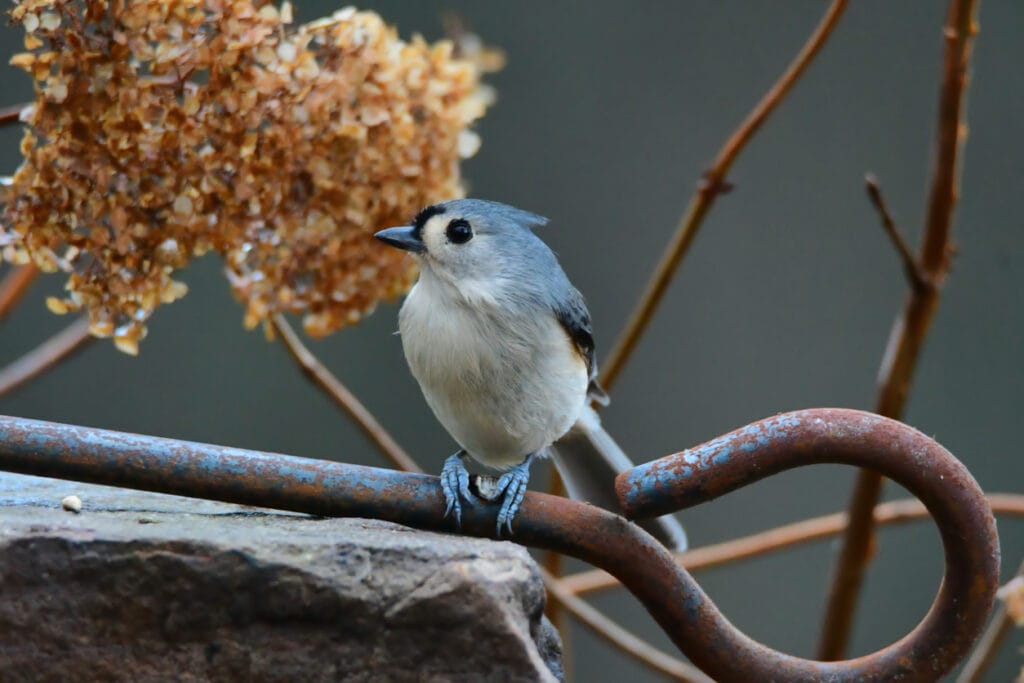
left=374, top=225, right=425, bottom=254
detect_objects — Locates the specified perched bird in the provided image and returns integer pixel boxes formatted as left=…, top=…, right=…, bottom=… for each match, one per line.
left=375, top=199, right=687, bottom=549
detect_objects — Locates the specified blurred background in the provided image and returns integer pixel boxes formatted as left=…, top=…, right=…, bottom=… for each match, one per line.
left=1, top=1, right=1021, bottom=680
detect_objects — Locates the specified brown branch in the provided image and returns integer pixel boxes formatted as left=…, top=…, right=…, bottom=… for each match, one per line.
left=542, top=476, right=566, bottom=575
left=865, top=175, right=928, bottom=291
left=0, top=316, right=93, bottom=398
left=540, top=568, right=714, bottom=683
left=598, top=0, right=849, bottom=391
left=270, top=314, right=422, bottom=473
left=0, top=264, right=39, bottom=321
left=559, top=494, right=1024, bottom=597
left=818, top=0, right=979, bottom=660
left=0, top=103, right=30, bottom=127
left=541, top=471, right=569, bottom=655
left=956, top=559, right=1024, bottom=683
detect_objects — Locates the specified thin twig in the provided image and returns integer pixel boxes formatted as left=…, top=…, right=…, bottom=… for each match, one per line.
left=598, top=0, right=849, bottom=391
left=0, top=102, right=30, bottom=127
left=541, top=471, right=569, bottom=643
left=818, top=0, right=979, bottom=660
left=0, top=264, right=39, bottom=321
left=270, top=314, right=422, bottom=473
left=864, top=175, right=927, bottom=291
left=956, top=559, right=1024, bottom=683
left=559, top=494, right=1024, bottom=596
left=540, top=568, right=714, bottom=683
left=0, top=316, right=93, bottom=398
left=543, top=475, right=566, bottom=581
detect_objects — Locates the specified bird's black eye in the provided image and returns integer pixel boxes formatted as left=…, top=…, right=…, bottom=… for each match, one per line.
left=445, top=218, right=473, bottom=244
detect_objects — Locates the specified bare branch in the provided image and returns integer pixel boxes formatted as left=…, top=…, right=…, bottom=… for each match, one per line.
left=270, top=314, right=422, bottom=474
left=0, top=317, right=93, bottom=398
left=560, top=494, right=1024, bottom=596
left=818, top=0, right=980, bottom=660
left=865, top=174, right=928, bottom=291
left=0, top=264, right=39, bottom=321
left=0, top=102, right=31, bottom=127
left=956, top=559, right=1024, bottom=683
left=541, top=471, right=569, bottom=657
left=599, top=0, right=850, bottom=391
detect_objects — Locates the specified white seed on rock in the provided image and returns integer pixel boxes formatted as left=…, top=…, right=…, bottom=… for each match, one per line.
left=61, top=495, right=82, bottom=513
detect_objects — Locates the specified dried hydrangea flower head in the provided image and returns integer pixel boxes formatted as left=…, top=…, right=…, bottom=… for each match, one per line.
left=1, top=0, right=492, bottom=353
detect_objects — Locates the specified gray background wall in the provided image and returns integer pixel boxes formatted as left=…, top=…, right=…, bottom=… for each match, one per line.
left=1, top=2, right=1021, bottom=680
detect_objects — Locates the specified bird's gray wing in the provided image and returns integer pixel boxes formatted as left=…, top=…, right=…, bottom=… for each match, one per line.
left=552, top=288, right=609, bottom=406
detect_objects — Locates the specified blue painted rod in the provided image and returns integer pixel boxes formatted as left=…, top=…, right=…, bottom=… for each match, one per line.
left=0, top=409, right=999, bottom=682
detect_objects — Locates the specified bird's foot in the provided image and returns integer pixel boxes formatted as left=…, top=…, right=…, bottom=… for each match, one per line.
left=441, top=450, right=475, bottom=527
left=493, top=455, right=535, bottom=536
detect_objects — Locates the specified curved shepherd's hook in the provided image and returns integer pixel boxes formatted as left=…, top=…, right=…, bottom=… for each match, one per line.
left=0, top=409, right=1000, bottom=682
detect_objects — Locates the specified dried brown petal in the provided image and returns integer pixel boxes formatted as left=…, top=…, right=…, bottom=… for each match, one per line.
left=45, top=296, right=69, bottom=314
left=998, top=576, right=1024, bottom=626
left=9, top=53, right=36, bottom=68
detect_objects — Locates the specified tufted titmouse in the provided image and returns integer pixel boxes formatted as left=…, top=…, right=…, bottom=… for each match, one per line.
left=375, top=199, right=687, bottom=550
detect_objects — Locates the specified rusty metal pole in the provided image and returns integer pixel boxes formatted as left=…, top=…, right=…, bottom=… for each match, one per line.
left=0, top=410, right=1000, bottom=682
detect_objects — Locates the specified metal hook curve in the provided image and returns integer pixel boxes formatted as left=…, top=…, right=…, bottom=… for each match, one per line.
left=616, top=408, right=1001, bottom=681
left=0, top=409, right=1000, bottom=682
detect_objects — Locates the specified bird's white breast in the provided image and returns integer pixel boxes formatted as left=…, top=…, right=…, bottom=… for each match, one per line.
left=399, top=272, right=588, bottom=470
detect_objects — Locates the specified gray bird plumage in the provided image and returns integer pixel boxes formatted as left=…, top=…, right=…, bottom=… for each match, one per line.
left=375, top=198, right=686, bottom=550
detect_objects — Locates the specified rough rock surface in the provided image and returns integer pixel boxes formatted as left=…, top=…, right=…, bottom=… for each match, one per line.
left=0, top=472, right=563, bottom=682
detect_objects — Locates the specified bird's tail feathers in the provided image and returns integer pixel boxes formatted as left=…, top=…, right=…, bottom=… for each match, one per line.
left=547, top=406, right=688, bottom=551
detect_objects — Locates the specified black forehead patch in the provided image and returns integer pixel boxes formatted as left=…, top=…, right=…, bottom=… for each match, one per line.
left=412, top=204, right=446, bottom=237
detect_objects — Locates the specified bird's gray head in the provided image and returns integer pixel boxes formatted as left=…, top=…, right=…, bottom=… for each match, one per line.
left=374, top=199, right=552, bottom=287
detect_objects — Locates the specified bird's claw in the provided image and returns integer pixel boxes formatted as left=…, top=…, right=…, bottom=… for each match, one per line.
left=441, top=452, right=534, bottom=536
left=494, top=457, right=533, bottom=536
left=441, top=451, right=474, bottom=527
